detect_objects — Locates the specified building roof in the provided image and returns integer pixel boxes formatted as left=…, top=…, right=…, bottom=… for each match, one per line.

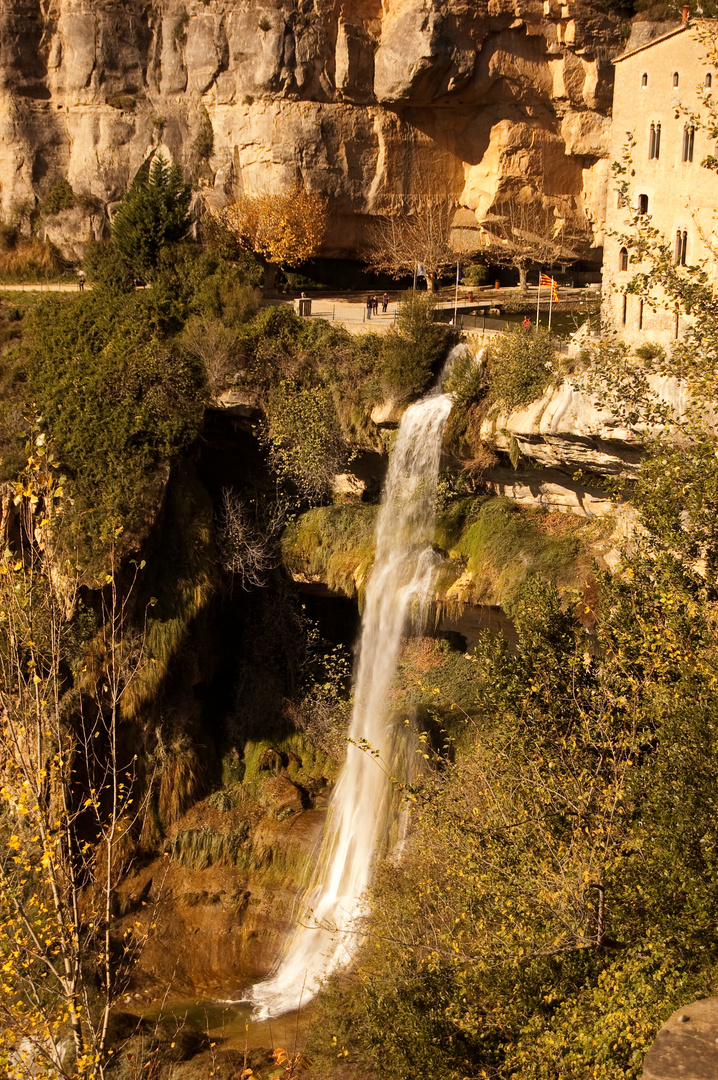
left=613, top=21, right=693, bottom=64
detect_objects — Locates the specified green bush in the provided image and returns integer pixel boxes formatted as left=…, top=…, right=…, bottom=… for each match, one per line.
left=25, top=290, right=206, bottom=569
left=379, top=293, right=452, bottom=401
left=634, top=341, right=664, bottom=361
left=462, top=262, right=489, bottom=286
left=443, top=344, right=485, bottom=414
left=82, top=238, right=137, bottom=292
left=192, top=107, right=214, bottom=162
left=234, top=305, right=383, bottom=452
left=312, top=561, right=718, bottom=1080
left=267, top=381, right=346, bottom=502
left=41, top=179, right=76, bottom=215
left=486, top=325, right=556, bottom=411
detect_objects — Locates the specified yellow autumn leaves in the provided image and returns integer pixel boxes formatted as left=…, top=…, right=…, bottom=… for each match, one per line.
left=216, top=186, right=328, bottom=268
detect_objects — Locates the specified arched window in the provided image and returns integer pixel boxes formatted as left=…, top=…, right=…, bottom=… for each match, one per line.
left=638, top=299, right=644, bottom=330
left=641, top=72, right=648, bottom=87
left=706, top=73, right=712, bottom=88
left=673, top=72, right=680, bottom=87
left=648, top=122, right=661, bottom=159
left=674, top=230, right=688, bottom=265
left=621, top=294, right=628, bottom=326
left=683, top=124, right=695, bottom=162
left=619, top=247, right=629, bottom=271
left=638, top=193, right=649, bottom=215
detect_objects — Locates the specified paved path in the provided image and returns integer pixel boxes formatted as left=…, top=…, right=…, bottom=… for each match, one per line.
left=0, top=281, right=89, bottom=292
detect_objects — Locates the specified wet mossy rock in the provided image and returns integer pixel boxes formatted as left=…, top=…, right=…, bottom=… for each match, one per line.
left=281, top=504, right=378, bottom=602
left=282, top=496, right=617, bottom=616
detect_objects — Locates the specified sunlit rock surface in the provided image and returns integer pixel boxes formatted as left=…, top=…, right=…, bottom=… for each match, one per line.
left=0, top=0, right=627, bottom=258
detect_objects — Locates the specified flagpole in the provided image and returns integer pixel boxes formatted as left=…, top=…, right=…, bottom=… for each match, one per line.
left=548, top=277, right=553, bottom=331
left=413, top=263, right=417, bottom=292
left=536, top=271, right=541, bottom=328
left=453, top=260, right=459, bottom=325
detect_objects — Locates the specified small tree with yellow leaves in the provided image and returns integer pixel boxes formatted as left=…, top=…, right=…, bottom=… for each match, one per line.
left=0, top=434, right=153, bottom=1079
left=215, top=186, right=328, bottom=292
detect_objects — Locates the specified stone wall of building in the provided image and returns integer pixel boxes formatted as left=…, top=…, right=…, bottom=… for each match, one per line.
left=603, top=22, right=718, bottom=346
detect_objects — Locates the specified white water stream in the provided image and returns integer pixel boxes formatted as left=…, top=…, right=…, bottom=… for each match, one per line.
left=249, top=362, right=461, bottom=1019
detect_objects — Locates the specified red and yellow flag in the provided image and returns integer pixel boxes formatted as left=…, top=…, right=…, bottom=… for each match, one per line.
left=539, top=273, right=560, bottom=302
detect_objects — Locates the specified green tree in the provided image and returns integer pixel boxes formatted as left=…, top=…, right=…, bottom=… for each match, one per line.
left=111, top=156, right=191, bottom=282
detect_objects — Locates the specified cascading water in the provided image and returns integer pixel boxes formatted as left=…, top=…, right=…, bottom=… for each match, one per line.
left=249, top=350, right=468, bottom=1020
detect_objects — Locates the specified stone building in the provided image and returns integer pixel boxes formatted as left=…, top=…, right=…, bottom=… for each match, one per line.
left=603, top=21, right=718, bottom=346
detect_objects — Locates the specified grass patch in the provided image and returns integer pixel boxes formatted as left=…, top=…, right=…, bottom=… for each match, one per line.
left=443, top=496, right=584, bottom=613
left=281, top=505, right=378, bottom=602
left=0, top=238, right=67, bottom=282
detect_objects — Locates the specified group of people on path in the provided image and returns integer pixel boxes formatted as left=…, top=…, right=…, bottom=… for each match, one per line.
left=366, top=292, right=389, bottom=318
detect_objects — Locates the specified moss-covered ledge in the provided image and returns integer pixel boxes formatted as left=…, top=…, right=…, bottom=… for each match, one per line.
left=281, top=505, right=378, bottom=601
left=281, top=497, right=620, bottom=615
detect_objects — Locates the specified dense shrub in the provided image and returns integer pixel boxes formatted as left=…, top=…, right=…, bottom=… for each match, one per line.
left=41, top=179, right=76, bottom=215
left=235, top=305, right=382, bottom=449
left=485, top=325, right=556, bottom=411
left=461, top=261, right=489, bottom=286
left=192, top=107, right=215, bottom=162
left=25, top=290, right=206, bottom=568
left=378, top=293, right=452, bottom=401
left=267, top=381, right=346, bottom=502
left=312, top=561, right=718, bottom=1080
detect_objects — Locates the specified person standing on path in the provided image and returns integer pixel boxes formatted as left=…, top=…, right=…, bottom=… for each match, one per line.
left=372, top=295, right=379, bottom=314
left=382, top=292, right=388, bottom=313
left=366, top=295, right=373, bottom=319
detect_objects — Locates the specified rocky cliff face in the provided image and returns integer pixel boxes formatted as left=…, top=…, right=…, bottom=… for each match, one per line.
left=0, top=0, right=624, bottom=257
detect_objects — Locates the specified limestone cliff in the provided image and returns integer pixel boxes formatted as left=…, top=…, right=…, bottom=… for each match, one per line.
left=0, top=0, right=626, bottom=258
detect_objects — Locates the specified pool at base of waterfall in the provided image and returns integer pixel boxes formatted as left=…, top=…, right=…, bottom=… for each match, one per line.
left=136, top=994, right=313, bottom=1050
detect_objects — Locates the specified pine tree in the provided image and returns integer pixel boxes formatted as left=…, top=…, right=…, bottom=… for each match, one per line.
left=111, top=155, right=191, bottom=281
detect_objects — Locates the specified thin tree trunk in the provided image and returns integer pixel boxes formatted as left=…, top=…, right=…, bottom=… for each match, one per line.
left=262, top=261, right=279, bottom=296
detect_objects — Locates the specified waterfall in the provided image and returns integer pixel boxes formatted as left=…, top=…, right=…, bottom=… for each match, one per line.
left=249, top=359, right=461, bottom=1020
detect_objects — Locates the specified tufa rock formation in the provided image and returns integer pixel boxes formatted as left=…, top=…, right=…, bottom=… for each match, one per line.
left=0, top=0, right=627, bottom=259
